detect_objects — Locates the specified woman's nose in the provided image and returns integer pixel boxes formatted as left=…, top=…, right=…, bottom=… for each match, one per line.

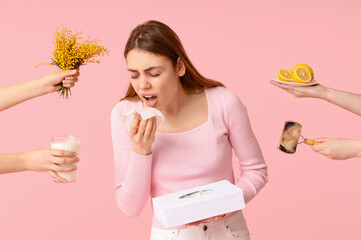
left=139, top=76, right=151, bottom=89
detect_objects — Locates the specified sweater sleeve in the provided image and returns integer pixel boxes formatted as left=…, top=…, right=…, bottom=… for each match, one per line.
left=222, top=89, right=268, bottom=203
left=111, top=102, right=153, bottom=216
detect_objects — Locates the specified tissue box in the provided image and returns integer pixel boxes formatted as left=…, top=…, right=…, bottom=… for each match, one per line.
left=152, top=180, right=245, bottom=228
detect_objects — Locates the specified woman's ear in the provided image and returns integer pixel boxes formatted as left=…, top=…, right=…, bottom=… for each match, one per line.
left=177, top=58, right=186, bottom=77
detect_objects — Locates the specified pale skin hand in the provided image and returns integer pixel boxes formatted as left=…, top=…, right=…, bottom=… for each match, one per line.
left=312, top=138, right=361, bottom=160
left=23, top=149, right=79, bottom=182
left=0, top=68, right=80, bottom=111
left=44, top=68, right=80, bottom=93
left=0, top=149, right=79, bottom=182
left=270, top=81, right=361, bottom=116
left=269, top=81, right=327, bottom=99
left=129, top=114, right=157, bottom=155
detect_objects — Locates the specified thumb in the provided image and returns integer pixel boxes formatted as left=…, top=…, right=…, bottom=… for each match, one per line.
left=311, top=143, right=322, bottom=152
left=60, top=69, right=77, bottom=78
left=311, top=138, right=327, bottom=151
left=313, top=137, right=327, bottom=143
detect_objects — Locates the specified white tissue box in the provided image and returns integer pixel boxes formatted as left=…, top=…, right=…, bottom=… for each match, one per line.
left=152, top=180, right=245, bottom=228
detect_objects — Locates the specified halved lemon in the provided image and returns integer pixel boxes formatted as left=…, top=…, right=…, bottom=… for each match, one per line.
left=291, top=64, right=314, bottom=79
left=292, top=66, right=312, bottom=83
left=277, top=69, right=293, bottom=82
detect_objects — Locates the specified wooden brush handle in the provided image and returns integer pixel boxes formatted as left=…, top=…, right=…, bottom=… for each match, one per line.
left=305, top=139, right=320, bottom=145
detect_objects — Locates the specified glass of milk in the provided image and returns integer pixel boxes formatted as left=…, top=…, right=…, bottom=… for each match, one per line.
left=51, top=135, right=81, bottom=183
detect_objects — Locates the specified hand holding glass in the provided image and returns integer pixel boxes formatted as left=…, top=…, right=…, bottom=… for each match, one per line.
left=51, top=135, right=81, bottom=183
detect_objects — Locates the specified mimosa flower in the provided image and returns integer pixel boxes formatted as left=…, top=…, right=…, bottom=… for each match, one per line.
left=36, top=26, right=109, bottom=98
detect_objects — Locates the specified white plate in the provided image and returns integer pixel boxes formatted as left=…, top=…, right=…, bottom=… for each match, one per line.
left=270, top=75, right=318, bottom=86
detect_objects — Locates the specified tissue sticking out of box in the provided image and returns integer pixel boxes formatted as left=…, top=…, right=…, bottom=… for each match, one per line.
left=123, top=107, right=165, bottom=128
left=179, top=189, right=213, bottom=199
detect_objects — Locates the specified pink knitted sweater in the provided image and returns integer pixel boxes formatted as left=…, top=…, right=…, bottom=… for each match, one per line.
left=111, top=86, right=268, bottom=229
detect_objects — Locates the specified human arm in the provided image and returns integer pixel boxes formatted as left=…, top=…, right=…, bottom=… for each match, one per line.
left=224, top=89, right=268, bottom=203
left=0, top=69, right=79, bottom=111
left=0, top=149, right=79, bottom=182
left=111, top=103, right=157, bottom=216
left=311, top=138, right=361, bottom=160
left=270, top=81, right=361, bottom=116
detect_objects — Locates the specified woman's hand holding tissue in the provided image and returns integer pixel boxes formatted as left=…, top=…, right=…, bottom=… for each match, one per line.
left=129, top=113, right=157, bottom=155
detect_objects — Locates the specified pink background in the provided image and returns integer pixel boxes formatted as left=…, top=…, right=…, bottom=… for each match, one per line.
left=1, top=0, right=361, bottom=239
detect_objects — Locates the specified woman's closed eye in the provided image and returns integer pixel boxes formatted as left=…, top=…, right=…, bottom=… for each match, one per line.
left=131, top=73, right=160, bottom=79
left=149, top=73, right=160, bottom=77
left=131, top=74, right=139, bottom=79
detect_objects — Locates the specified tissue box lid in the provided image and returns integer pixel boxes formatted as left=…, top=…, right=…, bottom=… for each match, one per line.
left=152, top=180, right=245, bottom=228
left=153, top=180, right=243, bottom=209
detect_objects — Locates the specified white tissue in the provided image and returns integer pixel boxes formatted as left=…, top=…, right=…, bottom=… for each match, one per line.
left=123, top=107, right=165, bottom=128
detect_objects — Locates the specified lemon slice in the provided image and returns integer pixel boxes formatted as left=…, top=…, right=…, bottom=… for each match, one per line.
left=292, top=66, right=312, bottom=83
left=291, top=64, right=314, bottom=79
left=277, top=69, right=293, bottom=82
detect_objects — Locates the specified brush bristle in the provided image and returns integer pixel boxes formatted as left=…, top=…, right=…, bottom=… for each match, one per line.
left=279, top=121, right=302, bottom=154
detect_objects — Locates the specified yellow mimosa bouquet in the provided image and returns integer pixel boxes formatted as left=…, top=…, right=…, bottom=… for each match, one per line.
left=36, top=26, right=109, bottom=98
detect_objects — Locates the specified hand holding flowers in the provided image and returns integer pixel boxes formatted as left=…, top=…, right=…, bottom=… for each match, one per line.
left=36, top=26, right=109, bottom=98
left=42, top=68, right=80, bottom=94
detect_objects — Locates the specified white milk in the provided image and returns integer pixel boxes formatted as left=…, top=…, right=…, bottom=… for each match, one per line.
left=51, top=141, right=80, bottom=182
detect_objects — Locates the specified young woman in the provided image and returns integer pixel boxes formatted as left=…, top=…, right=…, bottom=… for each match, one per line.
left=0, top=69, right=80, bottom=182
left=270, top=80, right=361, bottom=160
left=111, top=20, right=268, bottom=239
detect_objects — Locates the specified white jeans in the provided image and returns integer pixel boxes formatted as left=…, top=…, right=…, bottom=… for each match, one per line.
left=150, top=211, right=250, bottom=240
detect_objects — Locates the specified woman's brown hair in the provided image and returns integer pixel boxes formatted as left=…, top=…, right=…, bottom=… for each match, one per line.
left=122, top=20, right=225, bottom=101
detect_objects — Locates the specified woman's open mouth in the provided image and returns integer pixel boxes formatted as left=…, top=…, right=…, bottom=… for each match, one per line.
left=144, top=95, right=157, bottom=103
left=142, top=95, right=158, bottom=107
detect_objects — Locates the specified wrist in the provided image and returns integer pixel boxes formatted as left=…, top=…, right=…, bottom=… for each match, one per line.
left=40, top=76, right=56, bottom=94
left=322, top=86, right=335, bottom=102
left=318, top=84, right=330, bottom=100
left=347, top=139, right=361, bottom=158
left=356, top=140, right=361, bottom=158
left=34, top=77, right=52, bottom=95
left=16, top=152, right=29, bottom=171
left=132, top=145, right=152, bottom=156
